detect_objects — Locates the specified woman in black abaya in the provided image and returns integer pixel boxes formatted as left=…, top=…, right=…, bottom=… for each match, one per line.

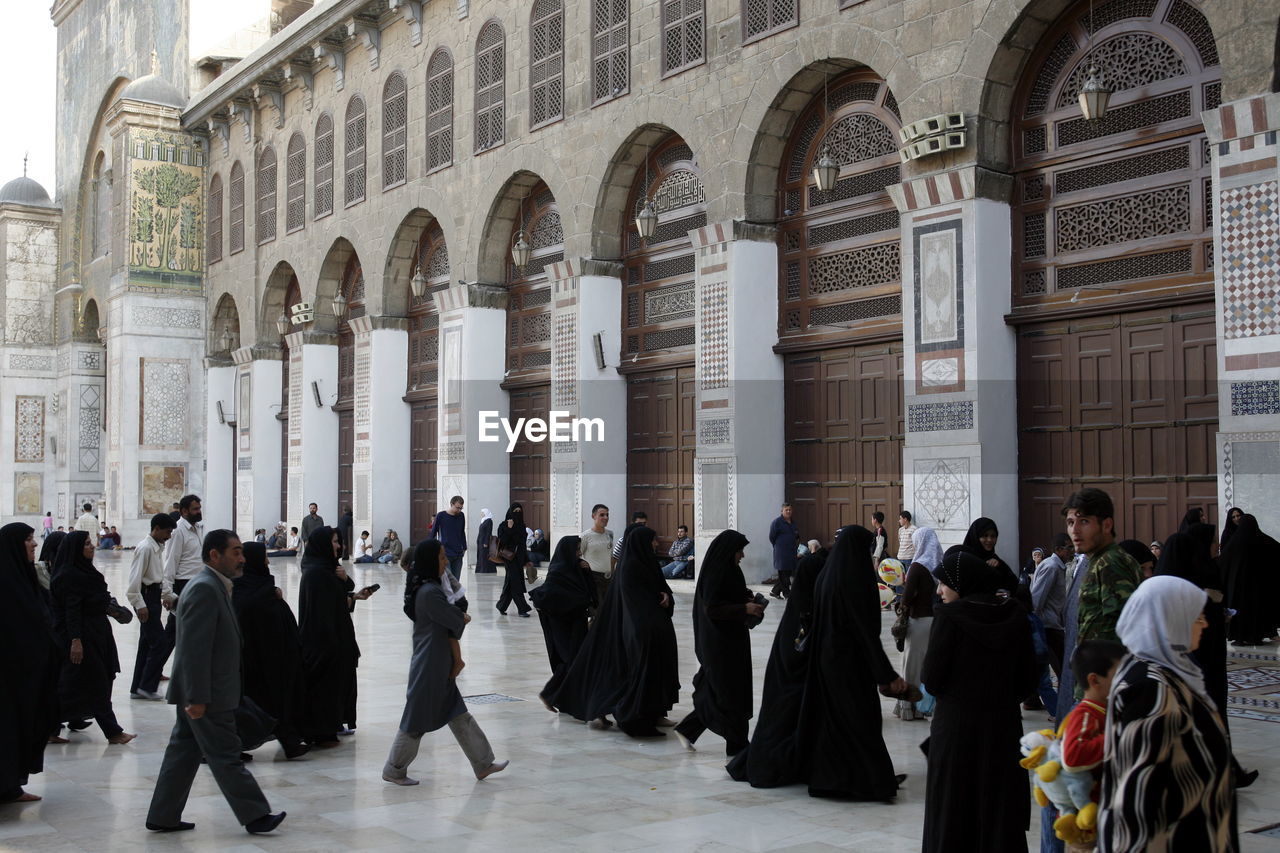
left=495, top=503, right=532, bottom=616
left=793, top=525, right=906, bottom=800
left=1223, top=514, right=1280, bottom=645
left=297, top=526, right=371, bottom=746
left=233, top=543, right=309, bottom=759
left=550, top=526, right=679, bottom=738
left=1220, top=506, right=1243, bottom=550
left=727, top=539, right=829, bottom=786
left=530, top=535, right=596, bottom=709
left=1, top=523, right=59, bottom=803
left=49, top=531, right=133, bottom=744
left=674, top=530, right=760, bottom=756
left=921, top=549, right=1038, bottom=852
left=958, top=517, right=1019, bottom=593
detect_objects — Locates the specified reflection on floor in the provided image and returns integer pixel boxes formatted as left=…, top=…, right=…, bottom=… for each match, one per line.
left=7, top=553, right=1279, bottom=852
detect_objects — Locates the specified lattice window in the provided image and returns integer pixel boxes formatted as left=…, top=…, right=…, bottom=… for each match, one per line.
left=807, top=243, right=900, bottom=295
left=1055, top=34, right=1186, bottom=108
left=809, top=295, right=901, bottom=326
left=1024, top=213, right=1046, bottom=259
left=530, top=0, right=564, bottom=129
left=285, top=133, right=306, bottom=233
left=344, top=96, right=367, bottom=206
left=228, top=161, right=245, bottom=255
left=819, top=114, right=898, bottom=165
left=475, top=21, right=506, bottom=152
left=1084, top=0, right=1157, bottom=32
left=807, top=165, right=900, bottom=207
left=592, top=0, right=628, bottom=103
left=409, top=223, right=444, bottom=394
left=1055, top=185, right=1191, bottom=252
left=1026, top=34, right=1077, bottom=117
left=426, top=48, right=453, bottom=173
left=644, top=254, right=696, bottom=282
left=1056, top=91, right=1192, bottom=148
left=507, top=181, right=560, bottom=374
left=661, top=0, right=705, bottom=76
left=743, top=0, right=796, bottom=43
left=1056, top=248, right=1192, bottom=289
left=1055, top=145, right=1189, bottom=194
left=256, top=147, right=277, bottom=244
left=206, top=174, right=223, bottom=264
left=644, top=326, right=695, bottom=350
left=315, top=113, right=334, bottom=218
left=383, top=73, right=408, bottom=188
left=1165, top=0, right=1219, bottom=67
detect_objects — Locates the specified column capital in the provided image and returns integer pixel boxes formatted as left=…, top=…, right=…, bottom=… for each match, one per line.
left=203, top=354, right=234, bottom=368
left=231, top=345, right=283, bottom=364
left=579, top=257, right=624, bottom=279
left=888, top=166, right=1013, bottom=213
left=434, top=281, right=508, bottom=313
left=1202, top=91, right=1280, bottom=145
left=348, top=314, right=410, bottom=334
left=285, top=329, right=339, bottom=348
left=689, top=220, right=777, bottom=249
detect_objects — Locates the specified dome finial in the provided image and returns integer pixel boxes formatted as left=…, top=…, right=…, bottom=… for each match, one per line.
left=150, top=49, right=159, bottom=76
left=23, top=152, right=27, bottom=177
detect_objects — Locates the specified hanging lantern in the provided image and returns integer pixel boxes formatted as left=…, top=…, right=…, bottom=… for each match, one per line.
left=276, top=311, right=290, bottom=336
left=331, top=290, right=348, bottom=318
left=813, top=147, right=840, bottom=193
left=635, top=198, right=658, bottom=241
left=410, top=268, right=428, bottom=299
left=512, top=230, right=532, bottom=270
left=1078, top=66, right=1111, bottom=122
left=220, top=326, right=234, bottom=353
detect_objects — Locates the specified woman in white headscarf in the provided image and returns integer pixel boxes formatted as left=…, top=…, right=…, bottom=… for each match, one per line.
left=1098, top=575, right=1235, bottom=853
left=475, top=509, right=495, bottom=574
left=894, top=526, right=944, bottom=720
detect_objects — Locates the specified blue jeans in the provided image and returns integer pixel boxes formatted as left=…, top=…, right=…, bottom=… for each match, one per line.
left=661, top=561, right=688, bottom=579
left=377, top=553, right=397, bottom=564
left=447, top=554, right=463, bottom=577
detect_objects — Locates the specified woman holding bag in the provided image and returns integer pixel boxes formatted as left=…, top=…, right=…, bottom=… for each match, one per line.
left=894, top=526, right=942, bottom=720
left=494, top=503, right=532, bottom=617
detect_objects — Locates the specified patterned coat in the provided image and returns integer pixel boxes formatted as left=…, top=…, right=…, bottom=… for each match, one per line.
left=1098, top=656, right=1235, bottom=853
left=1077, top=543, right=1143, bottom=644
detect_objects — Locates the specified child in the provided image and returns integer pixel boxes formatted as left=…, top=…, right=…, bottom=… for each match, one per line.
left=1058, top=639, right=1128, bottom=851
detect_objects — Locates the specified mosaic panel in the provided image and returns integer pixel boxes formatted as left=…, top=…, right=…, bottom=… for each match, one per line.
left=140, top=463, right=186, bottom=515
left=8, top=353, right=53, bottom=371
left=131, top=306, right=202, bottom=329
left=14, top=472, right=42, bottom=515
left=128, top=129, right=205, bottom=289
left=552, top=465, right=580, bottom=529
left=552, top=312, right=578, bottom=410
left=354, top=339, right=371, bottom=429
left=907, top=400, right=974, bottom=432
left=239, top=370, right=251, bottom=453
left=78, top=384, right=100, bottom=473
left=698, top=417, right=731, bottom=446
left=1221, top=181, right=1280, bottom=340
left=920, top=357, right=960, bottom=388
left=699, top=278, right=728, bottom=390
left=77, top=350, right=103, bottom=371
left=1230, top=380, right=1280, bottom=416
left=914, top=457, right=970, bottom=528
left=914, top=221, right=964, bottom=354
left=440, top=441, right=465, bottom=462
left=15, top=396, right=45, bottom=463
left=289, top=351, right=303, bottom=438
left=141, top=359, right=189, bottom=448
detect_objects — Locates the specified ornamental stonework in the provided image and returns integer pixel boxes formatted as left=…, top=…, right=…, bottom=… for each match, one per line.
left=130, top=306, right=202, bottom=329
left=15, top=396, right=45, bottom=463
left=140, top=359, right=189, bottom=448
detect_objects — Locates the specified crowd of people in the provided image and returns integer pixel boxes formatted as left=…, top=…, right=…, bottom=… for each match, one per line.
left=3, top=486, right=1277, bottom=850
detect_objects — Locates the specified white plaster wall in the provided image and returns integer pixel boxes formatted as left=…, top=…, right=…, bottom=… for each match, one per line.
left=296, top=343, right=339, bottom=523
left=571, top=273, right=626, bottom=537
left=453, top=306, right=509, bottom=527
left=366, top=328, right=411, bottom=539
left=248, top=358, right=283, bottom=531
left=204, top=365, right=236, bottom=531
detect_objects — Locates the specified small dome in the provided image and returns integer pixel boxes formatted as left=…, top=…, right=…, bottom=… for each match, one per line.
left=0, top=175, right=54, bottom=207
left=121, top=73, right=186, bottom=109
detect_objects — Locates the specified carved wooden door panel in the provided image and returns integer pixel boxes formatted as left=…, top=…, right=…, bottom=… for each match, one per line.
left=508, top=384, right=550, bottom=531
left=410, top=399, right=438, bottom=543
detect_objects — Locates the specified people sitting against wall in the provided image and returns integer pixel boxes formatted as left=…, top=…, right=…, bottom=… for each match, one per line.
left=97, top=524, right=110, bottom=548
left=254, top=529, right=268, bottom=544
left=377, top=530, right=404, bottom=564
left=268, top=527, right=300, bottom=558
left=528, top=530, right=550, bottom=567
left=353, top=531, right=378, bottom=564
left=661, top=525, right=695, bottom=579
left=97, top=526, right=122, bottom=550
left=267, top=523, right=288, bottom=550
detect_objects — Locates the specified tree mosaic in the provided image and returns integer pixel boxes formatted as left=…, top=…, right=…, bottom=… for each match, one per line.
left=128, top=130, right=205, bottom=289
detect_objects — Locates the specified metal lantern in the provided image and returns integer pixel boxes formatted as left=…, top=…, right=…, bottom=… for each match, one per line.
left=1078, top=66, right=1111, bottom=122
left=512, top=231, right=532, bottom=270
left=410, top=268, right=428, bottom=299
left=276, top=311, right=290, bottom=336
left=331, top=290, right=348, bottom=318
left=813, top=147, right=839, bottom=193
left=220, top=326, right=234, bottom=353
left=635, top=199, right=658, bottom=241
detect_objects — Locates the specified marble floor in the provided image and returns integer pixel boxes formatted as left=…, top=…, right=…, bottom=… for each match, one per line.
left=5, top=552, right=1279, bottom=852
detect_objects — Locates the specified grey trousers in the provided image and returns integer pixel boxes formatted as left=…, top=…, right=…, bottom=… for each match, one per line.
left=383, top=711, right=495, bottom=779
left=147, top=707, right=270, bottom=826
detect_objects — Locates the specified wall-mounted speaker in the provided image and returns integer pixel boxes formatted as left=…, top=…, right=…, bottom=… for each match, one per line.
left=592, top=332, right=606, bottom=371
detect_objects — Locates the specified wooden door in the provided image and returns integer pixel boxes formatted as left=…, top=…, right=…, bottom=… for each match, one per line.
left=410, top=399, right=438, bottom=543
left=626, top=366, right=696, bottom=548
left=784, top=342, right=904, bottom=548
left=337, top=408, right=354, bottom=517
left=508, top=384, right=550, bottom=531
left=1017, top=304, right=1218, bottom=551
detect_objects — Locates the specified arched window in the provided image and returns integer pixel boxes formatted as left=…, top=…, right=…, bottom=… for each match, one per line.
left=530, top=0, right=564, bottom=129
left=426, top=48, right=454, bottom=173
left=206, top=173, right=223, bottom=264
left=475, top=20, right=505, bottom=152
left=90, top=152, right=110, bottom=258
left=344, top=96, right=367, bottom=206
left=742, top=0, right=798, bottom=43
left=383, top=73, right=408, bottom=188
left=228, top=161, right=245, bottom=255
left=256, top=147, right=277, bottom=244
left=507, top=181, right=561, bottom=376
left=285, top=134, right=306, bottom=233
left=661, top=0, right=705, bottom=76
left=315, top=113, right=334, bottom=218
left=591, top=0, right=629, bottom=104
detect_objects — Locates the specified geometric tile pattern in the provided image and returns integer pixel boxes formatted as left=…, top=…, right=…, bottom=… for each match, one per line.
left=552, top=311, right=577, bottom=410
left=907, top=400, right=974, bottom=432
left=699, top=278, right=729, bottom=390
left=8, top=353, right=54, bottom=371
left=698, top=417, right=731, bottom=446
left=1230, top=379, right=1280, bottom=416
left=131, top=306, right=202, bottom=329
left=140, top=359, right=189, bottom=448
left=15, top=396, right=45, bottom=463
left=1221, top=181, right=1280, bottom=339
left=78, top=384, right=101, bottom=473
left=914, top=457, right=970, bottom=528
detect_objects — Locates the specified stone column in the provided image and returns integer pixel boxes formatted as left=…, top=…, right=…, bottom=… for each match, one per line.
left=432, top=282, right=509, bottom=524
left=1203, top=93, right=1280, bottom=533
left=203, top=357, right=236, bottom=530
left=285, top=331, right=339, bottom=526
left=545, top=259, right=627, bottom=545
left=891, top=167, right=1020, bottom=554
left=232, top=346, right=283, bottom=536
left=56, top=343, right=107, bottom=528
left=689, top=221, right=786, bottom=580
left=348, top=316, right=411, bottom=541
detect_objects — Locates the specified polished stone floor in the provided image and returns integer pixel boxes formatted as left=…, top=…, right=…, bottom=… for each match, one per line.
left=5, top=551, right=1279, bottom=852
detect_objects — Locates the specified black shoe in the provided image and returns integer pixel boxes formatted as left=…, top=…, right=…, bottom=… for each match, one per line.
left=895, top=773, right=908, bottom=787
left=147, top=821, right=195, bottom=833
left=1237, top=768, right=1259, bottom=789
left=245, top=812, right=286, bottom=835
left=519, top=611, right=531, bottom=618
left=67, top=719, right=92, bottom=732
left=283, top=742, right=310, bottom=760
left=240, top=752, right=253, bottom=762
left=496, top=606, right=507, bottom=615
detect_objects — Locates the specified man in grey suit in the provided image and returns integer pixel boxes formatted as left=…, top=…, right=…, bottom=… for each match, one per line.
left=145, top=529, right=286, bottom=835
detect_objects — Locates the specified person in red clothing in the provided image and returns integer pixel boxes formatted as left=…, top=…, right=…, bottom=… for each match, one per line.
left=1058, top=640, right=1127, bottom=852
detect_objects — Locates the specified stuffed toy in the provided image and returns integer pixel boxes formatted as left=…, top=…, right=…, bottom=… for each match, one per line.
left=1018, top=728, right=1098, bottom=845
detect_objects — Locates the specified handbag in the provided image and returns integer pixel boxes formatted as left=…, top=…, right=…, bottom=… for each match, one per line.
left=890, top=608, right=910, bottom=652
left=106, top=597, right=134, bottom=625
left=744, top=592, right=769, bottom=629
left=488, top=535, right=515, bottom=565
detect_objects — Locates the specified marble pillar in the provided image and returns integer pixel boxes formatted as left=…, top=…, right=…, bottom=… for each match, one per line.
left=232, top=346, right=283, bottom=536
left=350, top=317, right=411, bottom=541
left=285, top=331, right=339, bottom=526
left=203, top=359, right=236, bottom=531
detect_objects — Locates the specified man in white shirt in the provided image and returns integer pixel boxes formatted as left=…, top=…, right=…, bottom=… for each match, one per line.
left=162, top=494, right=205, bottom=663
left=896, top=510, right=918, bottom=563
left=353, top=530, right=377, bottom=563
left=580, top=504, right=614, bottom=615
left=75, top=502, right=99, bottom=545
left=127, top=513, right=177, bottom=700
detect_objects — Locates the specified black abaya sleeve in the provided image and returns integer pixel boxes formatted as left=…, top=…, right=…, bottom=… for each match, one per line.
left=921, top=607, right=957, bottom=696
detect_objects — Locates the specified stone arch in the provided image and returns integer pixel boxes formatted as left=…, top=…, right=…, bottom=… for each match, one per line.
left=475, top=170, right=565, bottom=284
left=739, top=58, right=901, bottom=223
left=80, top=298, right=101, bottom=342
left=258, top=260, right=302, bottom=346
left=383, top=208, right=447, bottom=318
left=210, top=292, right=241, bottom=354
left=313, top=237, right=364, bottom=332
left=71, top=77, right=129, bottom=277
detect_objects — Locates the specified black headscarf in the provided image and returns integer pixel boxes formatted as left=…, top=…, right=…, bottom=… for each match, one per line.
left=497, top=503, right=528, bottom=557
left=958, top=518, right=1018, bottom=592
left=1116, top=539, right=1156, bottom=569
left=1156, top=526, right=1221, bottom=590
left=689, top=529, right=753, bottom=737
left=301, top=525, right=340, bottom=572
left=1220, top=507, right=1242, bottom=549
left=405, top=539, right=444, bottom=620
left=530, top=535, right=595, bottom=616
left=935, top=547, right=1005, bottom=598
left=2, top=522, right=38, bottom=594
left=38, top=530, right=66, bottom=566
left=1222, top=514, right=1280, bottom=643
left=52, top=530, right=100, bottom=583
left=233, top=542, right=275, bottom=616
left=1178, top=507, right=1206, bottom=534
